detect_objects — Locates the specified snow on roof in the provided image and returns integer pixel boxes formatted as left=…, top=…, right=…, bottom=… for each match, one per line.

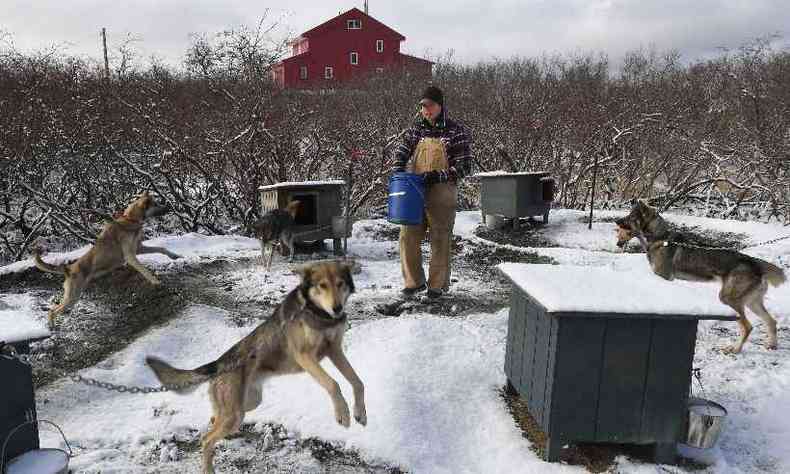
left=472, top=170, right=549, bottom=178
left=259, top=180, right=346, bottom=191
left=1, top=294, right=51, bottom=344
left=497, top=263, right=736, bottom=319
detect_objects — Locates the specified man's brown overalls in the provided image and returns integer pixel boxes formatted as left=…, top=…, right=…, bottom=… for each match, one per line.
left=399, top=137, right=457, bottom=291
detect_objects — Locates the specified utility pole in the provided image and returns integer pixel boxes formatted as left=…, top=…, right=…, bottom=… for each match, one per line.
left=101, top=28, right=110, bottom=81
left=588, top=148, right=601, bottom=230
left=364, top=0, right=369, bottom=15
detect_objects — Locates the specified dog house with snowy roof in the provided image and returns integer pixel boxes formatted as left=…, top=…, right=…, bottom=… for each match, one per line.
left=497, top=263, right=736, bottom=464
left=259, top=180, right=350, bottom=255
left=474, top=171, right=555, bottom=228
left=0, top=307, right=51, bottom=467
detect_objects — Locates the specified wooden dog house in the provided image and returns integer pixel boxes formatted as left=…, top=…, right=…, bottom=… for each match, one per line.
left=497, top=263, right=735, bottom=464
left=1, top=310, right=51, bottom=467
left=474, top=171, right=555, bottom=229
left=259, top=180, right=350, bottom=255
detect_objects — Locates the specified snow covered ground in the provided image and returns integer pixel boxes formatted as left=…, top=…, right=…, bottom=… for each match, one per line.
left=2, top=208, right=789, bottom=473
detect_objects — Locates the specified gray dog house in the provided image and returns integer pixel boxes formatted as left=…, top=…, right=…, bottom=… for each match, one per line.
left=1, top=311, right=51, bottom=467
left=259, top=180, right=351, bottom=255
left=497, top=263, right=735, bottom=463
left=474, top=171, right=555, bottom=228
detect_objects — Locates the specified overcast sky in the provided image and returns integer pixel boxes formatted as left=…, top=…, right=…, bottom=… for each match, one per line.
left=2, top=1, right=787, bottom=69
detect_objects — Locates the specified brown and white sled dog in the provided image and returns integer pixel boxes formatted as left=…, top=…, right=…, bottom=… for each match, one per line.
left=616, top=200, right=786, bottom=354
left=33, top=192, right=180, bottom=327
left=145, top=260, right=366, bottom=474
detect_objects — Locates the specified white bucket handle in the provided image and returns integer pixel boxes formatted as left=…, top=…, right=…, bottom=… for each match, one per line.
left=1, top=419, right=73, bottom=473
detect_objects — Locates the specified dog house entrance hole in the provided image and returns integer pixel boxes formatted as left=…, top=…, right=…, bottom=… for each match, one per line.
left=292, top=193, right=318, bottom=226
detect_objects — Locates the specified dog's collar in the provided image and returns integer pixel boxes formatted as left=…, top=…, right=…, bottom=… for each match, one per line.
left=113, top=211, right=143, bottom=225
left=108, top=213, right=143, bottom=229
left=306, top=299, right=334, bottom=320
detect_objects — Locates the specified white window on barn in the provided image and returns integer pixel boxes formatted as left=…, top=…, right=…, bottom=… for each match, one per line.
left=299, top=66, right=307, bottom=80
left=376, top=39, right=384, bottom=53
left=350, top=52, right=359, bottom=65
left=376, top=67, right=384, bottom=74
left=325, top=66, right=334, bottom=79
left=347, top=19, right=361, bottom=29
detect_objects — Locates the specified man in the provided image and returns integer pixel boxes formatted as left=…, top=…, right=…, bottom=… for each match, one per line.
left=391, top=85, right=472, bottom=299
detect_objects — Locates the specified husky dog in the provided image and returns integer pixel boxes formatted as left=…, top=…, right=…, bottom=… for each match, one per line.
left=145, top=260, right=366, bottom=474
left=616, top=200, right=786, bottom=353
left=252, top=200, right=301, bottom=269
left=33, top=192, right=180, bottom=327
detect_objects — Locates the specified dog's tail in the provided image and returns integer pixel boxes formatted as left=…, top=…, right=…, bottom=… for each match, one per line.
left=32, top=249, right=68, bottom=275
left=145, top=356, right=219, bottom=394
left=757, top=260, right=787, bottom=288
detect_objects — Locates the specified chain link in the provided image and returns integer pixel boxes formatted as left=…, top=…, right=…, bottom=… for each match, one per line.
left=1, top=341, right=247, bottom=395
left=743, top=234, right=790, bottom=250
left=665, top=233, right=790, bottom=252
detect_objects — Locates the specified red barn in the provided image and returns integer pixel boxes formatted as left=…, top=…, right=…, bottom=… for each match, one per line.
left=272, top=7, right=433, bottom=88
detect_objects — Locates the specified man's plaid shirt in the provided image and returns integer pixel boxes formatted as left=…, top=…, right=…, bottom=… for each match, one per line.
left=391, top=111, right=472, bottom=183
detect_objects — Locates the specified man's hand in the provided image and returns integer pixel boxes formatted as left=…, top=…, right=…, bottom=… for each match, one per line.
left=421, top=170, right=448, bottom=186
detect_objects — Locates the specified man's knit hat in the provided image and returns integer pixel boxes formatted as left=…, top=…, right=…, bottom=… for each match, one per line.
left=420, top=85, right=444, bottom=106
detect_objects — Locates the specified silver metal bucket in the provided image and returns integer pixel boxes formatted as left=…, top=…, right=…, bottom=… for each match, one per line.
left=2, top=420, right=72, bottom=474
left=486, top=214, right=506, bottom=230
left=684, top=397, right=727, bottom=449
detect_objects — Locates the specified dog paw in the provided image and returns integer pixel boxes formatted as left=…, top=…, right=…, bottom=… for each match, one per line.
left=335, top=401, right=351, bottom=428
left=767, top=342, right=778, bottom=350
left=721, top=345, right=742, bottom=355
left=169, top=253, right=182, bottom=260
left=354, top=405, right=367, bottom=426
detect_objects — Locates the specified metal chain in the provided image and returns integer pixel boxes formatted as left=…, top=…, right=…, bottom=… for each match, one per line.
left=1, top=341, right=248, bottom=395
left=691, top=368, right=716, bottom=417
left=665, top=233, right=790, bottom=252
left=743, top=233, right=790, bottom=250
left=691, top=368, right=707, bottom=398
left=292, top=223, right=338, bottom=238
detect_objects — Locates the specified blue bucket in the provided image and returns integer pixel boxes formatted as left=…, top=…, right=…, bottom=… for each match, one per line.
left=387, top=172, right=425, bottom=225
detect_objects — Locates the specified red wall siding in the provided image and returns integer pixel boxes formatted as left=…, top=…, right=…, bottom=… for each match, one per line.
left=276, top=9, right=431, bottom=88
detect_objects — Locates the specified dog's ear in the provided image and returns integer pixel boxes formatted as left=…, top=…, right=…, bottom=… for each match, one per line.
left=292, top=264, right=312, bottom=282
left=614, top=217, right=626, bottom=227
left=338, top=261, right=356, bottom=293
left=638, top=200, right=659, bottom=219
